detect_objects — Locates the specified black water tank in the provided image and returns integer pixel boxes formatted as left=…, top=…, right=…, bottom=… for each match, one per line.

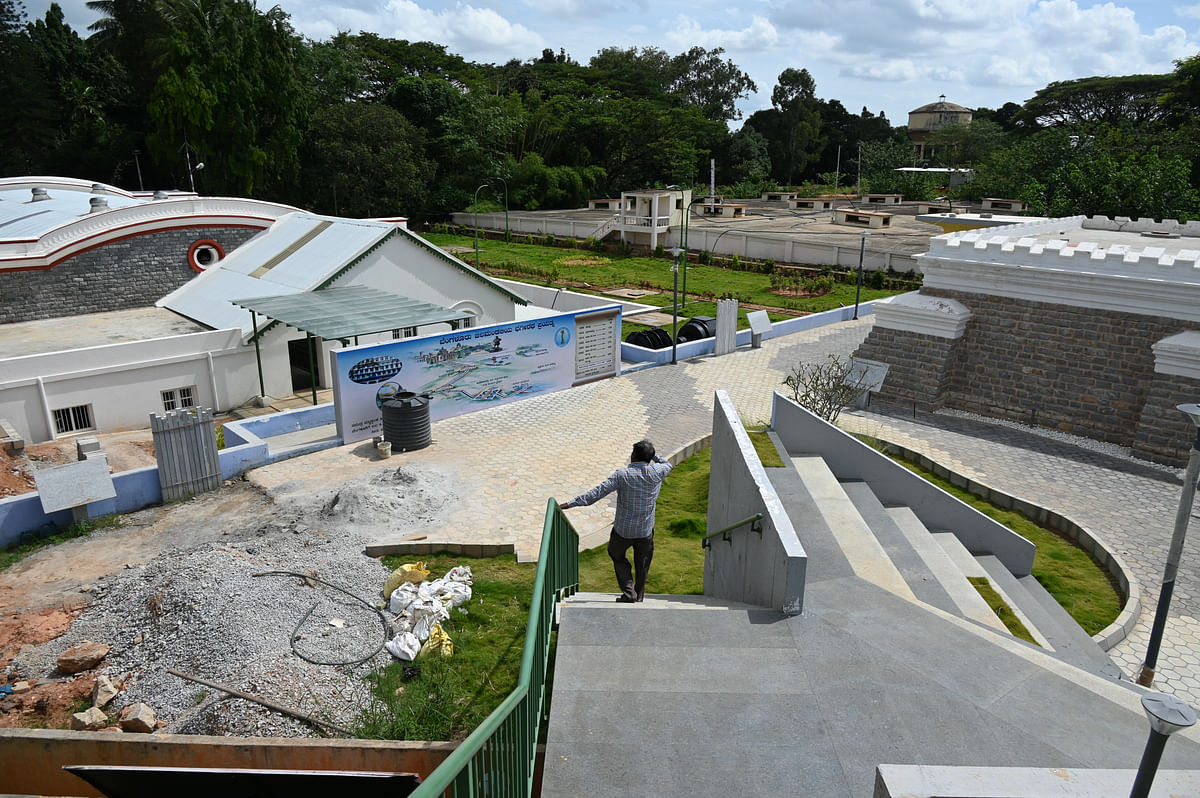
left=381, top=392, right=432, bottom=452
left=676, top=316, right=717, bottom=343
left=626, top=328, right=673, bottom=350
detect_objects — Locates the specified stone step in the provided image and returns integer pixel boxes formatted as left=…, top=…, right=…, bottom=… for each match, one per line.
left=766, top=465, right=855, bottom=585
left=560, top=591, right=765, bottom=611
left=790, top=456, right=915, bottom=600
left=973, top=555, right=1054, bottom=649
left=840, top=481, right=959, bottom=615
left=886, top=507, right=1006, bottom=631
left=930, top=532, right=1007, bottom=633
left=976, top=557, right=1125, bottom=681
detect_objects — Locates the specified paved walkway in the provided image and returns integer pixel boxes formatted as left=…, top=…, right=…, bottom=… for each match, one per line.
left=247, top=316, right=1200, bottom=704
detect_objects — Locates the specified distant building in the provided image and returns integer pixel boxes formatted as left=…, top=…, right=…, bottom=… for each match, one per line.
left=907, top=96, right=973, bottom=163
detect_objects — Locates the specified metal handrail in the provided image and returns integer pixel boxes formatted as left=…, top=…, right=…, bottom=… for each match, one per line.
left=408, top=498, right=578, bottom=797
left=701, top=513, right=763, bottom=549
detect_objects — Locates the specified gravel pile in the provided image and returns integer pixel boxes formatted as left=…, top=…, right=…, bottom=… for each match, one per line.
left=8, top=463, right=464, bottom=738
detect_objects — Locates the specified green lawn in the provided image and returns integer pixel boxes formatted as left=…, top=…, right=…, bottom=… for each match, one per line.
left=423, top=233, right=903, bottom=321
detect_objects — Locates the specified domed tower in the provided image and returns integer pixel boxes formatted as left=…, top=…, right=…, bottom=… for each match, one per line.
left=907, top=95, right=973, bottom=162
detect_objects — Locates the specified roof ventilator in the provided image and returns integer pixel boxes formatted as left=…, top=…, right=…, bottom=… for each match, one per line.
left=153, top=190, right=169, bottom=200
left=89, top=197, right=109, bottom=213
left=30, top=187, right=50, bottom=202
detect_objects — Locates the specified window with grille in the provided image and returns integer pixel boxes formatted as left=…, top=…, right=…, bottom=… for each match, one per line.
left=161, top=386, right=196, bottom=412
left=52, top=404, right=94, bottom=435
left=392, top=327, right=418, bottom=339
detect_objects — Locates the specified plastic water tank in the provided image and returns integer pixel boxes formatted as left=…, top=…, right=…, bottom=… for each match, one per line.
left=676, top=316, right=717, bottom=343
left=381, top=392, right=432, bottom=452
left=625, top=328, right=673, bottom=350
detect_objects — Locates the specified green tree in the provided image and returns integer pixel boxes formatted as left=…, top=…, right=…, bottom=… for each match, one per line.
left=746, top=68, right=825, bottom=184
left=147, top=0, right=308, bottom=196
left=301, top=102, right=433, bottom=218
left=668, top=46, right=756, bottom=122
left=1015, top=73, right=1174, bottom=129
left=927, top=119, right=1004, bottom=167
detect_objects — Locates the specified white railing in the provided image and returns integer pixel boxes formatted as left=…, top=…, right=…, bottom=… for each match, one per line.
left=618, top=214, right=671, bottom=230
left=591, top=213, right=620, bottom=240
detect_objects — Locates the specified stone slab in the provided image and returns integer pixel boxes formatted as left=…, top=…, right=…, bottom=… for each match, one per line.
left=34, top=456, right=116, bottom=513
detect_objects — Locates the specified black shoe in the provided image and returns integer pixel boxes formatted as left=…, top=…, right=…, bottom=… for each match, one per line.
left=615, top=595, right=636, bottom=603
left=636, top=594, right=644, bottom=602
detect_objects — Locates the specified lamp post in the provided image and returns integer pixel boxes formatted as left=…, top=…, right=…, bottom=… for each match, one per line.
left=492, top=176, right=509, bottom=243
left=667, top=247, right=683, bottom=365
left=1129, top=692, right=1197, bottom=798
left=1138, top=403, right=1200, bottom=686
left=472, top=183, right=488, bottom=267
left=853, top=231, right=870, bottom=320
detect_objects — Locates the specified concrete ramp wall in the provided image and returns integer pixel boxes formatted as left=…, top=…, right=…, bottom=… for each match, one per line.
left=704, top=390, right=807, bottom=614
left=770, top=392, right=1035, bottom=576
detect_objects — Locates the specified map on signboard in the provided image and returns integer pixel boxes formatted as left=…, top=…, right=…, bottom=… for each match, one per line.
left=847, top=357, right=890, bottom=393
left=747, top=310, right=773, bottom=336
left=35, top=456, right=116, bottom=513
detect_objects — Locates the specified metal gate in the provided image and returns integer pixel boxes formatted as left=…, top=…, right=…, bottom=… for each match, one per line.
left=151, top=408, right=221, bottom=502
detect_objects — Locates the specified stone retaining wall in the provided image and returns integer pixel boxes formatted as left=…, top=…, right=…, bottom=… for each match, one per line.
left=1, top=227, right=259, bottom=323
left=856, top=287, right=1200, bottom=463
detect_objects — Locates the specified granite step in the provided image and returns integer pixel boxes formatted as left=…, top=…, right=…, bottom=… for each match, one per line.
left=886, top=506, right=1006, bottom=631
left=840, top=481, right=960, bottom=615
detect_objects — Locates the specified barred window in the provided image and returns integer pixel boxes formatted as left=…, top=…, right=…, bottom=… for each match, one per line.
left=162, top=386, right=196, bottom=412
left=52, top=404, right=94, bottom=435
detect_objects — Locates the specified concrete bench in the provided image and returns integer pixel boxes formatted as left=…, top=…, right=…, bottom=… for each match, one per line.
left=761, top=191, right=795, bottom=202
left=587, top=198, right=619, bottom=210
left=834, top=208, right=893, bottom=228
left=789, top=198, right=833, bottom=210
left=862, top=194, right=903, bottom=205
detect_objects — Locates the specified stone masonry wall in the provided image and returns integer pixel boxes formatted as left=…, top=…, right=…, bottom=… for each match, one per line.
left=1133, top=371, right=1200, bottom=466
left=927, top=288, right=1197, bottom=448
left=853, top=325, right=964, bottom=413
left=1, top=226, right=260, bottom=324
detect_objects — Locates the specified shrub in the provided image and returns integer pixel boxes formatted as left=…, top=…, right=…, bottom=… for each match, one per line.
left=544, top=233, right=556, bottom=247
left=868, top=269, right=886, bottom=289
left=654, top=244, right=665, bottom=257
left=730, top=254, right=741, bottom=270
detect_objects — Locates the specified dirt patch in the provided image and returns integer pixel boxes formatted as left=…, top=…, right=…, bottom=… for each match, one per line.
left=554, top=256, right=610, bottom=267
left=0, top=672, right=95, bottom=729
left=0, top=431, right=159, bottom=498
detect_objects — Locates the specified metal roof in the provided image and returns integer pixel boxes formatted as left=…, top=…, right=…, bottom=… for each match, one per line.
left=231, top=285, right=473, bottom=340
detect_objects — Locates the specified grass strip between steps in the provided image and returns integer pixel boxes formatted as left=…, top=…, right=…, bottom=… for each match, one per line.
left=967, top=576, right=1038, bottom=645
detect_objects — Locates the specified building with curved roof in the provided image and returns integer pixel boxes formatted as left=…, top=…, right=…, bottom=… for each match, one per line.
left=907, top=96, right=973, bottom=163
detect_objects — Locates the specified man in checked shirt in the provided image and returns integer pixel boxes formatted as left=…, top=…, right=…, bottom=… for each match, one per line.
left=560, top=440, right=673, bottom=603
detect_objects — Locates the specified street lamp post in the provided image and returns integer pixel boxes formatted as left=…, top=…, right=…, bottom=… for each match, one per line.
left=666, top=184, right=693, bottom=309
left=853, top=231, right=870, bottom=320
left=668, top=247, right=683, bottom=365
left=1138, top=403, right=1200, bottom=686
left=472, top=183, right=488, bottom=267
left=1129, top=692, right=1197, bottom=798
left=492, top=176, right=509, bottom=243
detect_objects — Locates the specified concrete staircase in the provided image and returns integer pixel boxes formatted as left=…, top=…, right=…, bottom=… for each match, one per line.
left=781, top=453, right=1121, bottom=680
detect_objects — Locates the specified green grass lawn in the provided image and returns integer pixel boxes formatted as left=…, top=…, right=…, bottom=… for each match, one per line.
left=423, top=233, right=902, bottom=322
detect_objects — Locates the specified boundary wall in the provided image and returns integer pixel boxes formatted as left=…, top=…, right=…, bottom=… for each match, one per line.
left=452, top=212, right=918, bottom=272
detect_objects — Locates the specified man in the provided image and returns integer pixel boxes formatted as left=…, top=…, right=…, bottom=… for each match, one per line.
left=561, top=440, right=673, bottom=603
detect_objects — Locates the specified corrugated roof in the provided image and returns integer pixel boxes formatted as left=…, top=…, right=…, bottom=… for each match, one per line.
left=232, top=285, right=472, bottom=340
left=159, top=211, right=527, bottom=335
left=0, top=190, right=142, bottom=240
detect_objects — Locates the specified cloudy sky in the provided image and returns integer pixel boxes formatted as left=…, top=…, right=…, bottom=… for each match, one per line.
left=27, top=0, right=1200, bottom=124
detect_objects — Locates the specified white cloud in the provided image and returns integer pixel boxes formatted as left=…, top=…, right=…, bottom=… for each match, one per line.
left=663, top=14, right=781, bottom=51
left=1175, top=3, right=1200, bottom=19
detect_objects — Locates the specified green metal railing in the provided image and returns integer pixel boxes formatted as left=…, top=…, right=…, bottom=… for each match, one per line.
left=701, top=513, right=763, bottom=549
left=408, top=498, right=578, bottom=797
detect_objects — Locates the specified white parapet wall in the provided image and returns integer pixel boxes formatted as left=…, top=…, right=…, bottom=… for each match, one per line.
left=705, top=389, right=807, bottom=614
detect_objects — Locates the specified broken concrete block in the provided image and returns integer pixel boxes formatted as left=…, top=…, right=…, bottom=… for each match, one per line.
left=119, top=702, right=157, bottom=733
left=92, top=675, right=118, bottom=708
left=57, top=641, right=110, bottom=674
left=71, top=706, right=108, bottom=731
left=11, top=681, right=31, bottom=694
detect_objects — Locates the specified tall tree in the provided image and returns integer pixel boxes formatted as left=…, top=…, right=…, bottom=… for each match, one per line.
left=668, top=46, right=756, bottom=122
left=745, top=68, right=825, bottom=184
left=1015, top=73, right=1174, bottom=129
left=146, top=0, right=308, bottom=196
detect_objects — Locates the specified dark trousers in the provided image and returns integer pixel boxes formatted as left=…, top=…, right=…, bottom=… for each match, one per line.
left=608, top=529, right=654, bottom=601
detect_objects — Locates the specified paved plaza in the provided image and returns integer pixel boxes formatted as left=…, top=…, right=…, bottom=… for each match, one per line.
left=250, top=316, right=1200, bottom=704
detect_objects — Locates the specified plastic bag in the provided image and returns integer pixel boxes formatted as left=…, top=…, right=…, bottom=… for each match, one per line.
left=385, top=631, right=421, bottom=661
left=445, top=566, right=473, bottom=584
left=384, top=562, right=430, bottom=598
left=388, top=581, right=421, bottom=614
left=421, top=624, right=454, bottom=657
left=410, top=597, right=449, bottom=641
left=430, top=579, right=472, bottom=608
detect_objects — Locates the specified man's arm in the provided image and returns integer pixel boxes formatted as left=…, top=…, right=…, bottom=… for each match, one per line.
left=560, top=472, right=619, bottom=509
